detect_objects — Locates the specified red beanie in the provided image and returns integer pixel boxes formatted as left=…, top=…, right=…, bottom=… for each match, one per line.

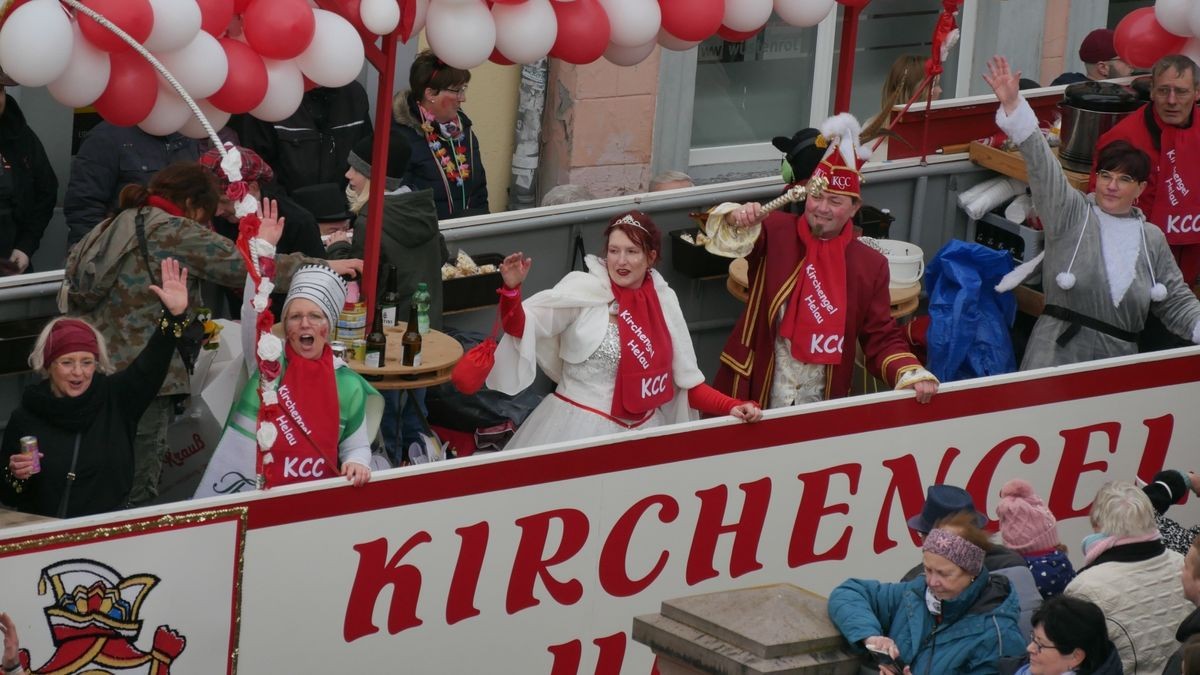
left=45, top=319, right=99, bottom=365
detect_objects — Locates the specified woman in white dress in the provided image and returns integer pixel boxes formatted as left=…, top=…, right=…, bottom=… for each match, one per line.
left=486, top=210, right=762, bottom=449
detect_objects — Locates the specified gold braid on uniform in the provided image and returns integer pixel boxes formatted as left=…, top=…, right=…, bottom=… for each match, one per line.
left=158, top=309, right=191, bottom=339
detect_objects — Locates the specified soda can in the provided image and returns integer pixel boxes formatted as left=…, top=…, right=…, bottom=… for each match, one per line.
left=351, top=339, right=367, bottom=362
left=20, top=436, right=40, bottom=475
left=330, top=341, right=347, bottom=361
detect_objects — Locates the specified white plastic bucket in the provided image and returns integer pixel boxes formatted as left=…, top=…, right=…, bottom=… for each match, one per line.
left=875, top=239, right=924, bottom=288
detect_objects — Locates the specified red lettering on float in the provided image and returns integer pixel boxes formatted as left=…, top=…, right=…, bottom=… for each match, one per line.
left=343, top=532, right=433, bottom=642
left=873, top=454, right=929, bottom=553
left=446, top=522, right=489, bottom=625
left=548, top=639, right=582, bottom=675
left=788, top=463, right=860, bottom=567
left=599, top=495, right=679, bottom=597
left=507, top=509, right=589, bottom=614
left=1049, top=422, right=1121, bottom=519
left=935, top=447, right=961, bottom=484
left=1135, top=414, right=1174, bottom=484
left=685, top=478, right=771, bottom=585
left=546, top=633, right=628, bottom=675
left=965, top=436, right=1041, bottom=530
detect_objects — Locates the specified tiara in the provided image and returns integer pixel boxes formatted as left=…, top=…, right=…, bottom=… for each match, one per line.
left=613, top=213, right=649, bottom=233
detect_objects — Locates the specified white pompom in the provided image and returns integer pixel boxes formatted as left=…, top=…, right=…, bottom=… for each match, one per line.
left=1151, top=283, right=1168, bottom=301
left=1055, top=271, right=1076, bottom=290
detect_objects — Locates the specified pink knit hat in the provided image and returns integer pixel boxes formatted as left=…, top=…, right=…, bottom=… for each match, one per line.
left=996, top=479, right=1061, bottom=554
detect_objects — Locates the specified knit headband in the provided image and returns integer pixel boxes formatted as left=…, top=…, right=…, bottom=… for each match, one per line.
left=922, top=528, right=985, bottom=576
left=45, top=319, right=99, bottom=365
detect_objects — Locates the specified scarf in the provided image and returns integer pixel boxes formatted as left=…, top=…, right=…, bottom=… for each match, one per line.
left=147, top=195, right=183, bottom=217
left=23, top=377, right=105, bottom=432
left=780, top=216, right=853, bottom=364
left=1152, top=118, right=1200, bottom=246
left=262, top=343, right=340, bottom=487
left=609, top=277, right=674, bottom=419
left=1081, top=531, right=1161, bottom=567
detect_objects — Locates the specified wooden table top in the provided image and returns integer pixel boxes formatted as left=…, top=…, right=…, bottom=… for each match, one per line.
left=727, top=257, right=921, bottom=319
left=346, top=324, right=464, bottom=389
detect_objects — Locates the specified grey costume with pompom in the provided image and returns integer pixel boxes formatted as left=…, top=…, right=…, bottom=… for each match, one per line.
left=996, top=98, right=1200, bottom=370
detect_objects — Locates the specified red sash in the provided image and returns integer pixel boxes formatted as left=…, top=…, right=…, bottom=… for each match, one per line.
left=1153, top=122, right=1200, bottom=245
left=780, top=216, right=852, bottom=364
left=263, top=344, right=340, bottom=487
left=610, top=278, right=674, bottom=419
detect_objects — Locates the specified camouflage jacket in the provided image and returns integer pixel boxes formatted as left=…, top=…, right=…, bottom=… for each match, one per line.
left=63, top=206, right=318, bottom=396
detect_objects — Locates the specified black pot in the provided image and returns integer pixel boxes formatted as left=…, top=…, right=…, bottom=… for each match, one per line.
left=1059, top=82, right=1142, bottom=173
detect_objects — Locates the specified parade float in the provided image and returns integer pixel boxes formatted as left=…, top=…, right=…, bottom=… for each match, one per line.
left=0, top=0, right=1198, bottom=672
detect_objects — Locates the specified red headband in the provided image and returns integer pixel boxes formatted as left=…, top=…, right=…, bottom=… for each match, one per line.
left=45, top=319, right=99, bottom=365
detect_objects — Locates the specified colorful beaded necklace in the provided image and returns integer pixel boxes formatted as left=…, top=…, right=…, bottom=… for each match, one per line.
left=419, top=104, right=471, bottom=189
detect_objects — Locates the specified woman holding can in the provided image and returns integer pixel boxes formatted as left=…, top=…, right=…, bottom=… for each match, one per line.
left=0, top=258, right=191, bottom=518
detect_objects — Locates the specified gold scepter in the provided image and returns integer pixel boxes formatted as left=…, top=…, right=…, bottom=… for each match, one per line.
left=698, top=173, right=832, bottom=257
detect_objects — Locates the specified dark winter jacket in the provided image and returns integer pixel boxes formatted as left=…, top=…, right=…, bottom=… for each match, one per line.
left=829, top=569, right=1026, bottom=674
left=232, top=83, right=371, bottom=194
left=1162, top=606, right=1200, bottom=675
left=903, top=544, right=1044, bottom=637
left=351, top=187, right=449, bottom=329
left=0, top=96, right=57, bottom=263
left=63, top=123, right=199, bottom=246
left=391, top=92, right=489, bottom=220
left=0, top=323, right=176, bottom=517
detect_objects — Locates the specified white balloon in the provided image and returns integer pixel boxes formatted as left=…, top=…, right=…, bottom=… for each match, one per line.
left=427, top=0, right=495, bottom=69
left=361, top=0, right=401, bottom=35
left=597, top=0, right=660, bottom=48
left=492, top=0, right=556, bottom=64
left=250, top=58, right=305, bottom=122
left=603, top=39, right=656, bottom=66
left=774, top=0, right=834, bottom=28
left=1182, top=38, right=1200, bottom=67
left=1157, top=0, right=1194, bottom=38
left=409, top=0, right=430, bottom=36
left=48, top=23, right=110, bottom=108
left=144, top=0, right=203, bottom=52
left=0, top=0, right=73, bottom=87
left=179, top=99, right=232, bottom=139
left=656, top=27, right=698, bottom=51
left=139, top=89, right=193, bottom=136
left=723, top=0, right=772, bottom=33
left=296, top=9, right=366, bottom=87
left=1190, top=4, right=1200, bottom=41
left=158, top=31, right=228, bottom=99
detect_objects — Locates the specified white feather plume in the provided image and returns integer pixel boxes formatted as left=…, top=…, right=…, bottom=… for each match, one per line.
left=819, top=112, right=865, bottom=169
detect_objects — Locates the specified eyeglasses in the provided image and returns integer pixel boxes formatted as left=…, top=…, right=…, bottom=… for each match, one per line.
left=1153, top=85, right=1196, bottom=99
left=445, top=85, right=468, bottom=96
left=1097, top=169, right=1138, bottom=186
left=54, top=357, right=96, bottom=372
left=285, top=312, right=328, bottom=325
left=1029, top=632, right=1056, bottom=655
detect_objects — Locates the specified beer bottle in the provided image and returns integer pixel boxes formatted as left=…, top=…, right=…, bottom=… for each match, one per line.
left=380, top=265, right=399, bottom=328
left=401, top=303, right=422, bottom=367
left=365, top=303, right=387, bottom=370
left=414, top=282, right=431, bottom=334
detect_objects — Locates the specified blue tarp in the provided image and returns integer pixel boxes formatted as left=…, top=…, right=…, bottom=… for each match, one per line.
left=924, top=240, right=1018, bottom=382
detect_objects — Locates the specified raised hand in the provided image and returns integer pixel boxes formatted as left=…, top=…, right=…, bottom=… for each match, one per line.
left=257, top=198, right=285, bottom=246
left=148, top=258, right=190, bottom=316
left=982, top=55, right=1022, bottom=114
left=725, top=202, right=765, bottom=229
left=500, top=252, right=532, bottom=289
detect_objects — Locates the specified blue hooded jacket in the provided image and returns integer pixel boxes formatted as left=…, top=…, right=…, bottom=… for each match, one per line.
left=828, top=569, right=1026, bottom=674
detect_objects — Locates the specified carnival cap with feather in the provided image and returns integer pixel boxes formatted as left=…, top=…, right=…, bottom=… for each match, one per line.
left=807, top=113, right=872, bottom=199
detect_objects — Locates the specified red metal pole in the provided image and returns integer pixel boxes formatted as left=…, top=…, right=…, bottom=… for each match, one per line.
left=833, top=4, right=863, bottom=114
left=360, top=33, right=399, bottom=319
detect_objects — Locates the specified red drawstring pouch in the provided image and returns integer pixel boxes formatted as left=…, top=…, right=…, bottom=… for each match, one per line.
left=451, top=311, right=501, bottom=395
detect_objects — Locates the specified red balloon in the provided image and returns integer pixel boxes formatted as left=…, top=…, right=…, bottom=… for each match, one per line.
left=550, top=0, right=610, bottom=65
left=339, top=0, right=369, bottom=33
left=208, top=38, right=268, bottom=113
left=243, top=0, right=316, bottom=59
left=837, top=0, right=872, bottom=7
left=93, top=51, right=156, bottom=126
left=197, top=0, right=235, bottom=36
left=234, top=0, right=252, bottom=12
left=718, top=25, right=761, bottom=42
left=659, top=0, right=721, bottom=42
left=489, top=48, right=514, bottom=65
left=1114, top=7, right=1188, bottom=69
left=303, top=74, right=319, bottom=92
left=78, top=0, right=153, bottom=52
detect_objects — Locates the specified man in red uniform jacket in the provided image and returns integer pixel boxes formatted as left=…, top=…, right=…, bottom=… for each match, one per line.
left=704, top=115, right=938, bottom=408
left=1091, top=54, right=1200, bottom=283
